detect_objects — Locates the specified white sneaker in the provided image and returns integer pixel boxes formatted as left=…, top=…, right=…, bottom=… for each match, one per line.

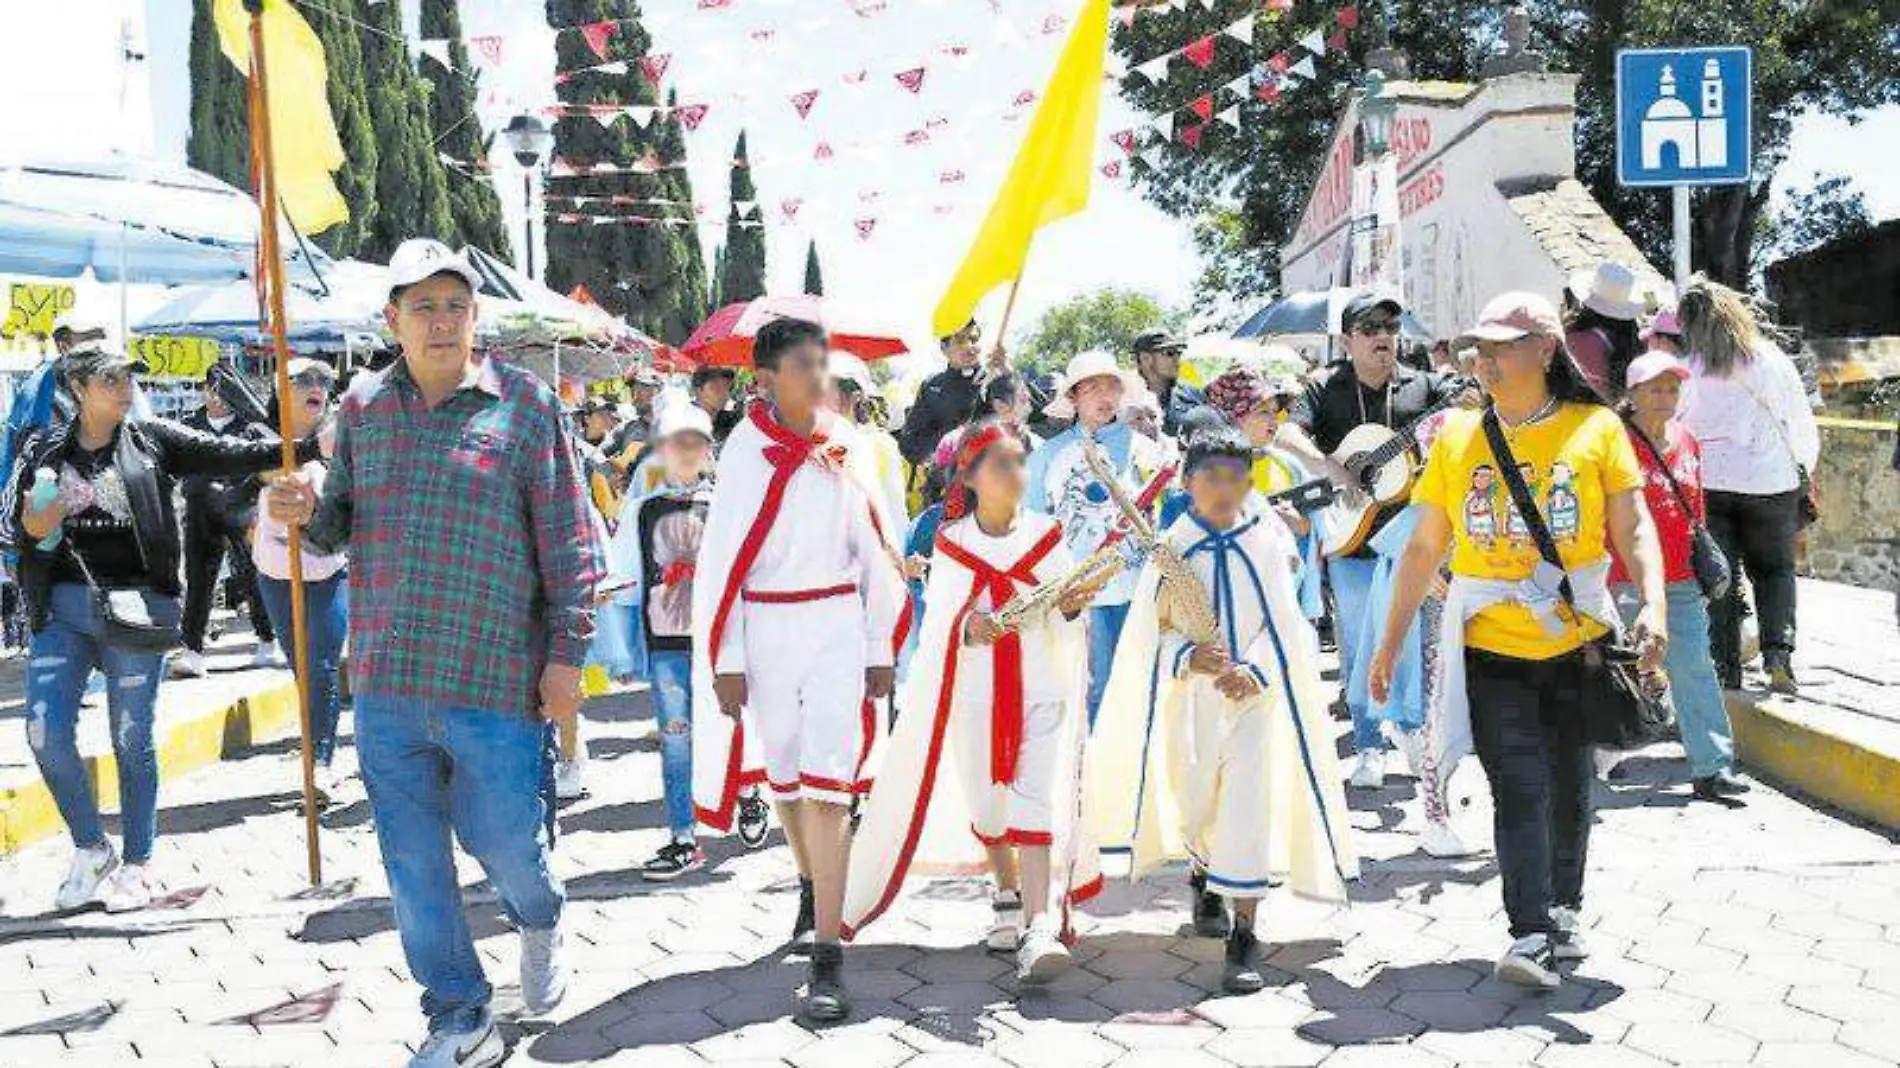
left=170, top=649, right=207, bottom=679
left=1419, top=820, right=1474, bottom=858
left=1392, top=728, right=1427, bottom=780
left=251, top=643, right=287, bottom=669
left=1349, top=749, right=1387, bottom=790
left=1551, top=906, right=1590, bottom=960
left=100, top=863, right=159, bottom=913
left=55, top=842, right=119, bottom=910
left=1016, top=920, right=1072, bottom=984
left=519, top=926, right=567, bottom=1016
left=553, top=759, right=588, bottom=801
left=408, top=1016, right=504, bottom=1068
left=1495, top=934, right=1562, bottom=989
left=986, top=890, right=1024, bottom=951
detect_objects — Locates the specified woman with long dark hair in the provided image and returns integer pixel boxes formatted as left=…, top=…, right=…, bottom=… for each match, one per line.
left=1675, top=278, right=1819, bottom=694
left=1368, top=292, right=1667, bottom=990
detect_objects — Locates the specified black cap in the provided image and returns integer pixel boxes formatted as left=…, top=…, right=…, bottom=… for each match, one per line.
left=1131, top=328, right=1186, bottom=354
left=1339, top=292, right=1404, bottom=334
left=59, top=344, right=146, bottom=380
left=690, top=365, right=737, bottom=388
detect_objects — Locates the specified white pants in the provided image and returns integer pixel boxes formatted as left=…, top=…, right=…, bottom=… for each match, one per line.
left=742, top=595, right=870, bottom=806
left=954, top=697, right=1063, bottom=846
left=1172, top=685, right=1273, bottom=899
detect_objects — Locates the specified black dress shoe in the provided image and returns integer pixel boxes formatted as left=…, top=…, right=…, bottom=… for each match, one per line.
left=801, top=942, right=850, bottom=1023
left=1222, top=923, right=1265, bottom=994
left=1694, top=769, right=1751, bottom=799
left=1188, top=870, right=1231, bottom=939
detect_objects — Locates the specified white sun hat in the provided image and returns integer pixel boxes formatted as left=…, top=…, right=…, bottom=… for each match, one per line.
left=1044, top=349, right=1142, bottom=421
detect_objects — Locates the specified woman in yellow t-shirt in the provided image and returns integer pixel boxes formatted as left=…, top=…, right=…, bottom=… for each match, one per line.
left=1367, top=292, right=1668, bottom=992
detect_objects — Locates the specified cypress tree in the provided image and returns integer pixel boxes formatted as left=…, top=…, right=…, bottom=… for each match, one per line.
left=186, top=0, right=250, bottom=191
left=803, top=241, right=824, bottom=296
left=419, top=0, right=513, bottom=260
left=544, top=1, right=705, bottom=343
left=656, top=88, right=710, bottom=335
left=304, top=0, right=379, bottom=258
left=718, top=131, right=766, bottom=304
left=356, top=0, right=454, bottom=261
left=710, top=244, right=727, bottom=311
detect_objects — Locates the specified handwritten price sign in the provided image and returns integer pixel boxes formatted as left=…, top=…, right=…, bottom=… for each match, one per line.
left=129, top=336, right=222, bottom=380
left=3, top=284, right=77, bottom=339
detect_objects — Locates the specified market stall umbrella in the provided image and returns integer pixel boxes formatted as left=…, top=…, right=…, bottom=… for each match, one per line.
left=1232, top=288, right=1432, bottom=343
left=681, top=294, right=908, bottom=368
left=136, top=276, right=381, bottom=348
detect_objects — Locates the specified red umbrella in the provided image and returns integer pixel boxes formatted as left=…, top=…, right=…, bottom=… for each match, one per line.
left=680, top=294, right=908, bottom=367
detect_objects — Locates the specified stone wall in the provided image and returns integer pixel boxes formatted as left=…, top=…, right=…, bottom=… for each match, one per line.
left=1803, top=420, right=1900, bottom=589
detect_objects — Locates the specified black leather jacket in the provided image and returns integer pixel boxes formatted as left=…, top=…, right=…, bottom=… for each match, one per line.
left=6, top=417, right=316, bottom=632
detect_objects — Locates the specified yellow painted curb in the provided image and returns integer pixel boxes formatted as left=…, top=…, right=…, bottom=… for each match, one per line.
left=0, top=679, right=304, bottom=856
left=1728, top=693, right=1900, bottom=831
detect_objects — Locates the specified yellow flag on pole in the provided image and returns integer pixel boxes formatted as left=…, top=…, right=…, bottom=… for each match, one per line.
left=931, top=0, right=1110, bottom=337
left=213, top=0, right=349, bottom=235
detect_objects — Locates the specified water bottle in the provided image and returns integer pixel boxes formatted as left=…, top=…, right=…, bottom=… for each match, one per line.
left=27, top=467, right=61, bottom=550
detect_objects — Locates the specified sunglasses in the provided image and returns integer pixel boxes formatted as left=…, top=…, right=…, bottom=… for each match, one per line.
left=1352, top=318, right=1402, bottom=336
left=290, top=372, right=334, bottom=390
left=86, top=368, right=135, bottom=386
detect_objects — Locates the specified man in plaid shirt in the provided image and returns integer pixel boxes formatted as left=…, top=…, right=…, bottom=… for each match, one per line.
left=269, top=239, right=603, bottom=1068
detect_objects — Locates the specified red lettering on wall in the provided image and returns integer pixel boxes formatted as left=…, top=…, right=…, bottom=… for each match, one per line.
left=1392, top=116, right=1434, bottom=172
left=1293, top=136, right=1356, bottom=248
left=1399, top=163, right=1444, bottom=219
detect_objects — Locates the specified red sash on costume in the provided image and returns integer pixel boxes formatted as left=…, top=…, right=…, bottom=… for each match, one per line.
left=932, top=524, right=1062, bottom=785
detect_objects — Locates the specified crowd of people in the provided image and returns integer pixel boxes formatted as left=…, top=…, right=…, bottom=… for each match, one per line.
left=0, top=236, right=1828, bottom=1068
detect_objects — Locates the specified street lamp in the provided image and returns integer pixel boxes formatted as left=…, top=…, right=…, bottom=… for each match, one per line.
left=1358, top=71, right=1397, bottom=158
left=502, top=114, right=554, bottom=282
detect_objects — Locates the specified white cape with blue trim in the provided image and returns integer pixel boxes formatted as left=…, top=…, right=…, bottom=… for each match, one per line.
left=1089, top=509, right=1360, bottom=902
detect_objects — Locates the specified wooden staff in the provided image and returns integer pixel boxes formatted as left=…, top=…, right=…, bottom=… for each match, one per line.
left=245, top=0, right=322, bottom=887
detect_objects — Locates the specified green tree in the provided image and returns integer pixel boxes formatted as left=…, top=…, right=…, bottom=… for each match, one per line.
left=544, top=1, right=707, bottom=343
left=1018, top=288, right=1178, bottom=373
left=356, top=0, right=454, bottom=261
left=185, top=0, right=250, bottom=191
left=803, top=240, right=824, bottom=295
left=656, top=87, right=711, bottom=333
left=710, top=243, right=727, bottom=309
left=420, top=0, right=512, bottom=259
left=719, top=131, right=767, bottom=304
left=1766, top=172, right=1875, bottom=262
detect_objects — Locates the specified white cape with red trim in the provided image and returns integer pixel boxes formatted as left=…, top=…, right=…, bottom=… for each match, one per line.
left=1088, top=511, right=1359, bottom=903
left=689, top=409, right=903, bottom=830
left=844, top=512, right=1101, bottom=939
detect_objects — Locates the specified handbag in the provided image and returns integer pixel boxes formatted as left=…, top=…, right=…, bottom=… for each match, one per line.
left=1480, top=409, right=1674, bottom=749
left=1624, top=419, right=1733, bottom=602
left=65, top=544, right=182, bottom=655
left=1736, top=374, right=1821, bottom=529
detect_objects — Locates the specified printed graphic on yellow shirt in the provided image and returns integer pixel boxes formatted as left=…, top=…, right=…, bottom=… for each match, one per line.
left=1459, top=460, right=1581, bottom=557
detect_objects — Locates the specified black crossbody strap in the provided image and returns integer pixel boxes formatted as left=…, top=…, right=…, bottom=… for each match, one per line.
left=1623, top=418, right=1698, bottom=521
left=1479, top=406, right=1578, bottom=614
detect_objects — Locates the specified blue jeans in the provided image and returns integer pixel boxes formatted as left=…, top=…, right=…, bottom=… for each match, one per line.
left=256, top=573, right=349, bottom=766
left=26, top=584, right=165, bottom=863
left=1087, top=602, right=1131, bottom=728
left=1328, top=555, right=1388, bottom=751
left=648, top=649, right=695, bottom=838
left=354, top=694, right=565, bottom=1033
left=1615, top=582, right=1736, bottom=779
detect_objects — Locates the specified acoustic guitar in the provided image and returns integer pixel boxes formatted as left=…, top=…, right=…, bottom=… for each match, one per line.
left=1316, top=385, right=1478, bottom=558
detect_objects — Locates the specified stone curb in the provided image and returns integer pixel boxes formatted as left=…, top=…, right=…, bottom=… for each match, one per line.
left=1728, top=690, right=1900, bottom=831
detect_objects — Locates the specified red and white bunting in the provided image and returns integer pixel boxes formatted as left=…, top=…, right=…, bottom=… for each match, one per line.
left=854, top=218, right=877, bottom=240
left=814, top=141, right=835, bottom=161
left=940, top=168, right=965, bottom=183
left=781, top=197, right=803, bottom=221
left=1225, top=15, right=1255, bottom=44
left=1101, top=159, right=1123, bottom=179
left=469, top=35, right=503, bottom=67
left=1180, top=125, right=1203, bottom=149
left=1215, top=104, right=1242, bottom=130
left=579, top=21, right=617, bottom=62
left=675, top=103, right=709, bottom=130
left=1110, top=128, right=1136, bottom=155
left=1188, top=94, right=1213, bottom=122
left=1337, top=4, right=1361, bottom=29
left=895, top=67, right=927, bottom=93
left=1180, top=35, right=1215, bottom=70
left=1298, top=28, right=1327, bottom=55
left=639, top=52, right=672, bottom=85
left=790, top=89, right=820, bottom=119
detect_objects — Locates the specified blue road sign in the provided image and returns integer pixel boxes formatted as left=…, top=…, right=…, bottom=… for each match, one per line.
left=1616, top=47, right=1753, bottom=187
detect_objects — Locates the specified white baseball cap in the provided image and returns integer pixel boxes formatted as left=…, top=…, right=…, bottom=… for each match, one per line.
left=829, top=351, right=873, bottom=390
left=656, top=402, right=714, bottom=442
left=387, top=239, right=483, bottom=297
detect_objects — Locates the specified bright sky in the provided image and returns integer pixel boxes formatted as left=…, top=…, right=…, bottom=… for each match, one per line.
left=4, top=0, right=1896, bottom=357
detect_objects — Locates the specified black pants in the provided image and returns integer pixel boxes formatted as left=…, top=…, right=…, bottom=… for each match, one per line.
left=1466, top=647, right=1593, bottom=940
left=1703, top=488, right=1800, bottom=676
left=181, top=498, right=273, bottom=653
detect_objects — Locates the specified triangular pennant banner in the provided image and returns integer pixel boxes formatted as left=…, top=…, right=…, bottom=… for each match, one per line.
left=940, top=168, right=965, bottom=183
left=1299, top=29, right=1327, bottom=55
left=781, top=197, right=802, bottom=220
left=579, top=21, right=618, bottom=62
left=843, top=69, right=869, bottom=85
left=814, top=141, right=835, bottom=160
left=1199, top=0, right=1217, bottom=10
left=895, top=66, right=927, bottom=93
left=1289, top=55, right=1316, bottom=79
left=1255, top=80, right=1282, bottom=104
left=640, top=53, right=672, bottom=84
left=1100, top=159, right=1123, bottom=179
left=416, top=39, right=453, bottom=71
left=1337, top=4, right=1362, bottom=29
left=1222, top=73, right=1251, bottom=98
left=735, top=200, right=757, bottom=216
left=470, top=36, right=504, bottom=67
left=1013, top=89, right=1037, bottom=107
left=1267, top=52, right=1291, bottom=73
left=1180, top=124, right=1204, bottom=149
left=1135, top=54, right=1171, bottom=84
left=1225, top=15, right=1255, bottom=44
left=1181, top=35, right=1216, bottom=70
left=1140, top=146, right=1169, bottom=171
left=1040, top=13, right=1067, bottom=33
left=627, top=106, right=657, bottom=128
left=1110, top=128, right=1136, bottom=155
left=1327, top=28, right=1349, bottom=51
left=1189, top=94, right=1214, bottom=122
left=1216, top=104, right=1242, bottom=130
left=790, top=89, right=820, bottom=119
left=676, top=103, right=709, bottom=130
left=594, top=60, right=628, bottom=76
left=903, top=129, right=930, bottom=146
left=855, top=218, right=877, bottom=240
left=1151, top=112, right=1175, bottom=141
left=1113, top=4, right=1139, bottom=27
left=592, top=109, right=619, bottom=129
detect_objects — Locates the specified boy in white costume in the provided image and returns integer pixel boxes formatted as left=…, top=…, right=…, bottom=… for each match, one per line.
left=844, top=422, right=1104, bottom=983
left=690, top=318, right=908, bottom=1023
left=1093, top=427, right=1359, bottom=993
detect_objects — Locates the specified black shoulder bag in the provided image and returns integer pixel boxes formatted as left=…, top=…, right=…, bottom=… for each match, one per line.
left=1623, top=420, right=1732, bottom=602
left=1480, top=408, right=1673, bottom=750
left=65, top=543, right=182, bottom=655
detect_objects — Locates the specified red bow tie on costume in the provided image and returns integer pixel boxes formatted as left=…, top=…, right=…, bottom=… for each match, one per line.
left=934, top=526, right=1062, bottom=785
left=660, top=561, right=696, bottom=588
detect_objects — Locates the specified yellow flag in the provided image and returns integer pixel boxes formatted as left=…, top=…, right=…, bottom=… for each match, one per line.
left=214, top=0, right=349, bottom=235
left=932, top=0, right=1110, bottom=337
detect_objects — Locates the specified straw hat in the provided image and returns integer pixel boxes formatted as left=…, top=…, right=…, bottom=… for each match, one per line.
left=1044, top=350, right=1142, bottom=421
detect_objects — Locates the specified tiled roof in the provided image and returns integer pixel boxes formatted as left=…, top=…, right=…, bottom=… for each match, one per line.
left=1500, top=177, right=1665, bottom=284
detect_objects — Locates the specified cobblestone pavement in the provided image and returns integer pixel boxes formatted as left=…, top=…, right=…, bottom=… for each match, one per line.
left=2, top=678, right=1898, bottom=1068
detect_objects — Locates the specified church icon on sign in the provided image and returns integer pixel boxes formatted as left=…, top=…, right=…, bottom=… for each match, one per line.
left=1640, top=60, right=1729, bottom=170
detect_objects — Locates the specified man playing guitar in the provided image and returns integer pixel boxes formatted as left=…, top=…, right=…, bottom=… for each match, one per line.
left=1274, top=292, right=1468, bottom=792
